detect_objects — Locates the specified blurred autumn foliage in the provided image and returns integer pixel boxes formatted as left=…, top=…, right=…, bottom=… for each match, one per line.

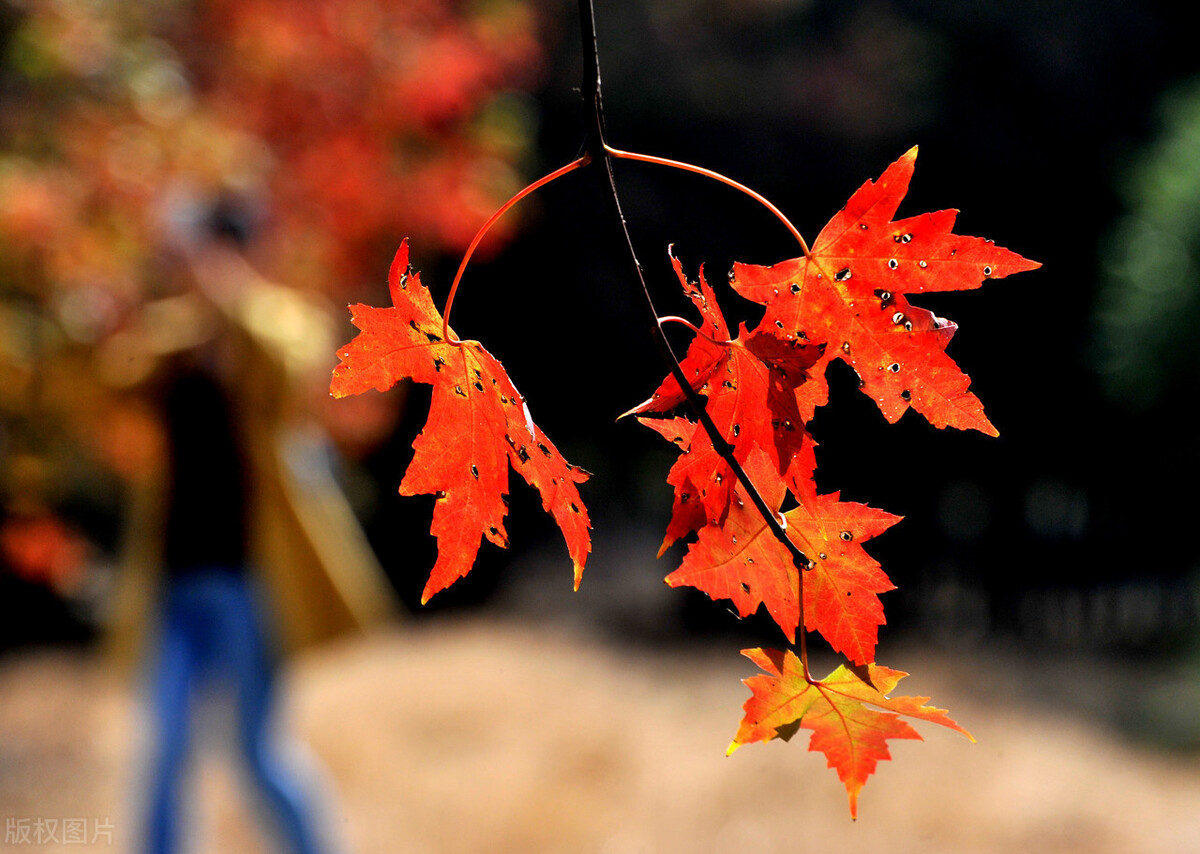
left=0, top=0, right=547, bottom=617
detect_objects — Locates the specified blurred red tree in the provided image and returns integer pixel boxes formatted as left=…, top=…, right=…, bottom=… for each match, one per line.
left=0, top=0, right=545, bottom=303
left=0, top=0, right=548, bottom=588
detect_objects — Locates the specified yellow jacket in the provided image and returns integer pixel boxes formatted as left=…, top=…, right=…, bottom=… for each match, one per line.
left=105, top=250, right=397, bottom=668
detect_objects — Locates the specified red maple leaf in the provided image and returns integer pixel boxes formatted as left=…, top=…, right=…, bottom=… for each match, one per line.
left=728, top=647, right=973, bottom=818
left=785, top=487, right=900, bottom=664
left=662, top=449, right=898, bottom=662
left=731, top=146, right=1040, bottom=434
left=635, top=417, right=712, bottom=554
left=626, top=253, right=818, bottom=524
left=331, top=240, right=590, bottom=602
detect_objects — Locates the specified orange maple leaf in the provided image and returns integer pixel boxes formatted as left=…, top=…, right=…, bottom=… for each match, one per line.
left=731, top=146, right=1040, bottom=434
left=662, top=448, right=897, bottom=661
left=331, top=240, right=590, bottom=602
left=728, top=647, right=973, bottom=818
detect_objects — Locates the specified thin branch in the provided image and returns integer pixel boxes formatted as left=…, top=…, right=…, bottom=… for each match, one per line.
left=577, top=0, right=811, bottom=676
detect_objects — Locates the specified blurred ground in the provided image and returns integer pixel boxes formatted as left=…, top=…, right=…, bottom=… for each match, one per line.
left=2, top=615, right=1199, bottom=853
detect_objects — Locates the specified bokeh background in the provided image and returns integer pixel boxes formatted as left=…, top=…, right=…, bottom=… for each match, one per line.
left=3, top=0, right=1200, bottom=851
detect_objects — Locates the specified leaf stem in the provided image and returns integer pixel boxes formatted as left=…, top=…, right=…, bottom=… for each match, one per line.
left=657, top=315, right=734, bottom=347
left=605, top=145, right=811, bottom=259
left=441, top=154, right=591, bottom=344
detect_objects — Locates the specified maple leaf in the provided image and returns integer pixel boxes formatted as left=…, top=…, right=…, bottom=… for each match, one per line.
left=331, top=240, right=590, bottom=603
left=636, top=417, right=711, bottom=554
left=662, top=449, right=898, bottom=661
left=728, top=647, right=973, bottom=818
left=730, top=146, right=1040, bottom=434
left=626, top=253, right=818, bottom=525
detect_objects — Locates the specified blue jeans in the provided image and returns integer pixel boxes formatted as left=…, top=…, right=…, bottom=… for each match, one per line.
left=144, top=569, right=326, bottom=854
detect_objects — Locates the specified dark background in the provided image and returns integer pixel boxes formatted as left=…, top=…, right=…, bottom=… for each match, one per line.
left=367, top=0, right=1200, bottom=658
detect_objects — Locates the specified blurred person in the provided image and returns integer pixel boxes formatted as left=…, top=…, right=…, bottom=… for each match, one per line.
left=102, top=192, right=398, bottom=853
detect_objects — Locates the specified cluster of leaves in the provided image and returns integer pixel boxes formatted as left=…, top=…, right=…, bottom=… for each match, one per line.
left=631, top=148, right=1036, bottom=816
left=331, top=147, right=1037, bottom=816
left=631, top=148, right=1038, bottom=661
